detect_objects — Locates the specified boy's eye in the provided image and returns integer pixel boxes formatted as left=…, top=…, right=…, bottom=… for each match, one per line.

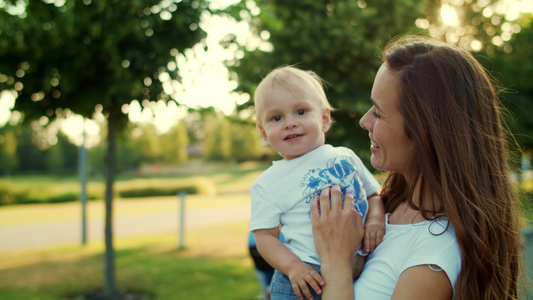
left=272, top=116, right=281, bottom=121
left=297, top=109, right=305, bottom=115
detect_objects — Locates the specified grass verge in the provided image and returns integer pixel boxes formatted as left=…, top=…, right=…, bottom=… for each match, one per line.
left=0, top=222, right=261, bottom=300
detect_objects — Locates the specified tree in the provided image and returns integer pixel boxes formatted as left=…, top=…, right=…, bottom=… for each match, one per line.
left=45, top=131, right=79, bottom=174
left=162, top=121, right=189, bottom=164
left=204, top=111, right=232, bottom=161
left=15, top=123, right=48, bottom=173
left=138, top=124, right=163, bottom=162
left=488, top=14, right=533, bottom=160
left=226, top=0, right=527, bottom=168
left=45, top=136, right=66, bottom=174
left=230, top=117, right=264, bottom=162
left=0, top=0, right=205, bottom=296
left=0, top=126, right=18, bottom=175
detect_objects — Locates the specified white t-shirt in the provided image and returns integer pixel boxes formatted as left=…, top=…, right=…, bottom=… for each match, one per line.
left=353, top=213, right=462, bottom=299
left=250, top=144, right=381, bottom=265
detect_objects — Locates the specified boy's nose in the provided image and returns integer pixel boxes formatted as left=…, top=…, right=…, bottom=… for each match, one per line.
left=284, top=117, right=297, bottom=129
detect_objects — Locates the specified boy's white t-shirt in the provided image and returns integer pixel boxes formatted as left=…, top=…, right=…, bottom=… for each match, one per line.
left=250, top=144, right=381, bottom=265
left=353, top=214, right=462, bottom=299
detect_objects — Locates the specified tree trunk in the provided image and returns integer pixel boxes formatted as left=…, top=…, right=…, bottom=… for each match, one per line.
left=104, top=106, right=118, bottom=297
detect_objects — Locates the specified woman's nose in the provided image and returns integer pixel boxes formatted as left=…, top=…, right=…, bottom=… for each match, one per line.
left=359, top=111, right=371, bottom=131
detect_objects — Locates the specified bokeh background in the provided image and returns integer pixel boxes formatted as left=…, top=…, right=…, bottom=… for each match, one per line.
left=0, top=0, right=532, bottom=299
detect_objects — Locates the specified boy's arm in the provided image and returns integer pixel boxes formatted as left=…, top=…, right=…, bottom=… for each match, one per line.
left=363, top=193, right=385, bottom=253
left=254, top=227, right=324, bottom=299
left=352, top=254, right=367, bottom=280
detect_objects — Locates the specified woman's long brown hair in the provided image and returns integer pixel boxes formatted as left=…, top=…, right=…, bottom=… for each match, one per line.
left=379, top=36, right=522, bottom=299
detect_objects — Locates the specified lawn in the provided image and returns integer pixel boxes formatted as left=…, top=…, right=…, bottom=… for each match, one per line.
left=0, top=222, right=261, bottom=300
left=0, top=162, right=270, bottom=300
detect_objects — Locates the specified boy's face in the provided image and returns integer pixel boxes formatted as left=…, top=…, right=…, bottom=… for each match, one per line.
left=258, top=86, right=331, bottom=160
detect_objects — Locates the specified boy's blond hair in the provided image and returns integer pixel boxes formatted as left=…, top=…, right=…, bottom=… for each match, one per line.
left=254, top=66, right=334, bottom=127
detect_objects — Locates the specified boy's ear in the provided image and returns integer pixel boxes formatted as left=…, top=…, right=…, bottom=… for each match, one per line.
left=322, top=109, right=332, bottom=132
left=258, top=125, right=269, bottom=142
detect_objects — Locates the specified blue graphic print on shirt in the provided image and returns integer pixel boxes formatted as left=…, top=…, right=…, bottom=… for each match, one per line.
left=299, top=156, right=367, bottom=217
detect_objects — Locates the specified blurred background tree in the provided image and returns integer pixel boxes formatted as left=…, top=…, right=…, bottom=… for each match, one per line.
left=162, top=120, right=190, bottom=164
left=224, top=0, right=533, bottom=169
left=487, top=14, right=533, bottom=161
left=0, top=125, right=18, bottom=176
left=0, top=0, right=206, bottom=297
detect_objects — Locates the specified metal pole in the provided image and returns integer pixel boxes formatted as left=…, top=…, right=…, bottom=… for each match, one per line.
left=79, top=119, right=88, bottom=245
left=178, top=191, right=186, bottom=249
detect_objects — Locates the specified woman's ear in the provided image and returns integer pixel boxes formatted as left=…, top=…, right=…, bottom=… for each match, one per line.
left=322, top=109, right=332, bottom=132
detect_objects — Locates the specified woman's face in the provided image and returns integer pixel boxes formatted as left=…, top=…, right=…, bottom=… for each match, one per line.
left=359, top=63, right=414, bottom=174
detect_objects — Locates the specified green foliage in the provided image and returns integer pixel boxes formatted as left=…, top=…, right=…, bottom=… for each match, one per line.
left=227, top=0, right=533, bottom=169
left=203, top=113, right=233, bottom=161
left=117, top=176, right=216, bottom=198
left=45, top=132, right=78, bottom=175
left=0, top=175, right=220, bottom=205
left=520, top=190, right=533, bottom=223
left=0, top=176, right=103, bottom=205
left=0, top=0, right=205, bottom=126
left=226, top=0, right=430, bottom=166
left=0, top=127, right=18, bottom=175
left=485, top=14, right=533, bottom=154
left=231, top=118, right=265, bottom=162
left=162, top=121, right=189, bottom=164
left=138, top=124, right=163, bottom=162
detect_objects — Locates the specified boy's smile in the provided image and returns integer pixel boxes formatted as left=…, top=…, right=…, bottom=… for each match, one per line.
left=258, top=86, right=331, bottom=160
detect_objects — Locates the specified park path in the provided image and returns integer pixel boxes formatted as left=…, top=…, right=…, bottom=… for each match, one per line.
left=0, top=195, right=251, bottom=252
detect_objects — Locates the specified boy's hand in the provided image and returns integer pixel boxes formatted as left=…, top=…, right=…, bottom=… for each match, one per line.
left=363, top=216, right=385, bottom=253
left=287, top=261, right=325, bottom=300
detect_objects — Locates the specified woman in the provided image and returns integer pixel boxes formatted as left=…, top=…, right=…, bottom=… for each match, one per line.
left=311, top=36, right=522, bottom=299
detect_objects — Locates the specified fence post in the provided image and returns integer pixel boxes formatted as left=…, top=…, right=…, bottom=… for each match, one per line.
left=79, top=120, right=87, bottom=245
left=178, top=191, right=186, bottom=249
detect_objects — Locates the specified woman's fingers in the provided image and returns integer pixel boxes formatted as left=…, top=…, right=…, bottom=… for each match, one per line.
left=343, top=189, right=355, bottom=211
left=319, top=187, right=331, bottom=214
left=330, top=185, right=342, bottom=212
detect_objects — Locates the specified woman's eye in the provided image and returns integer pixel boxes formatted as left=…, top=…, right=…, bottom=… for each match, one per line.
left=297, top=109, right=305, bottom=115
left=372, top=111, right=381, bottom=118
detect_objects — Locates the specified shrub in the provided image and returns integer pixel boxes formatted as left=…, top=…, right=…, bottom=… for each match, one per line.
left=117, top=176, right=216, bottom=198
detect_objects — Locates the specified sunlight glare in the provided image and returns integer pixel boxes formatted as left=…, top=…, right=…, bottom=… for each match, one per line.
left=59, top=115, right=101, bottom=147
left=0, top=90, right=15, bottom=127
left=441, top=4, right=459, bottom=26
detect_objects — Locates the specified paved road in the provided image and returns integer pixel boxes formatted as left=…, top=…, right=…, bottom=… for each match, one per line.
left=0, top=202, right=251, bottom=252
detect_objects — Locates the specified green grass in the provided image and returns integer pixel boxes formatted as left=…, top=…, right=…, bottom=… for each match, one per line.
left=0, top=162, right=271, bottom=299
left=0, top=222, right=261, bottom=300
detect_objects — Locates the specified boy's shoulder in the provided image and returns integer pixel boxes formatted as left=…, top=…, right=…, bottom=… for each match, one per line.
left=323, top=144, right=358, bottom=157
left=252, top=160, right=286, bottom=184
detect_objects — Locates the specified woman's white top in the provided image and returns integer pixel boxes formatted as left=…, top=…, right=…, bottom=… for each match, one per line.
left=353, top=213, right=462, bottom=299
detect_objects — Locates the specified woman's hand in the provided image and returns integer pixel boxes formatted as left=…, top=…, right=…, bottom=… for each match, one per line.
left=311, top=185, right=364, bottom=262
left=310, top=185, right=364, bottom=300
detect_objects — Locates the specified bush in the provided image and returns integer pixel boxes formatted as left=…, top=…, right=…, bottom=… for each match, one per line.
left=0, top=178, right=104, bottom=206
left=117, top=176, right=216, bottom=198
